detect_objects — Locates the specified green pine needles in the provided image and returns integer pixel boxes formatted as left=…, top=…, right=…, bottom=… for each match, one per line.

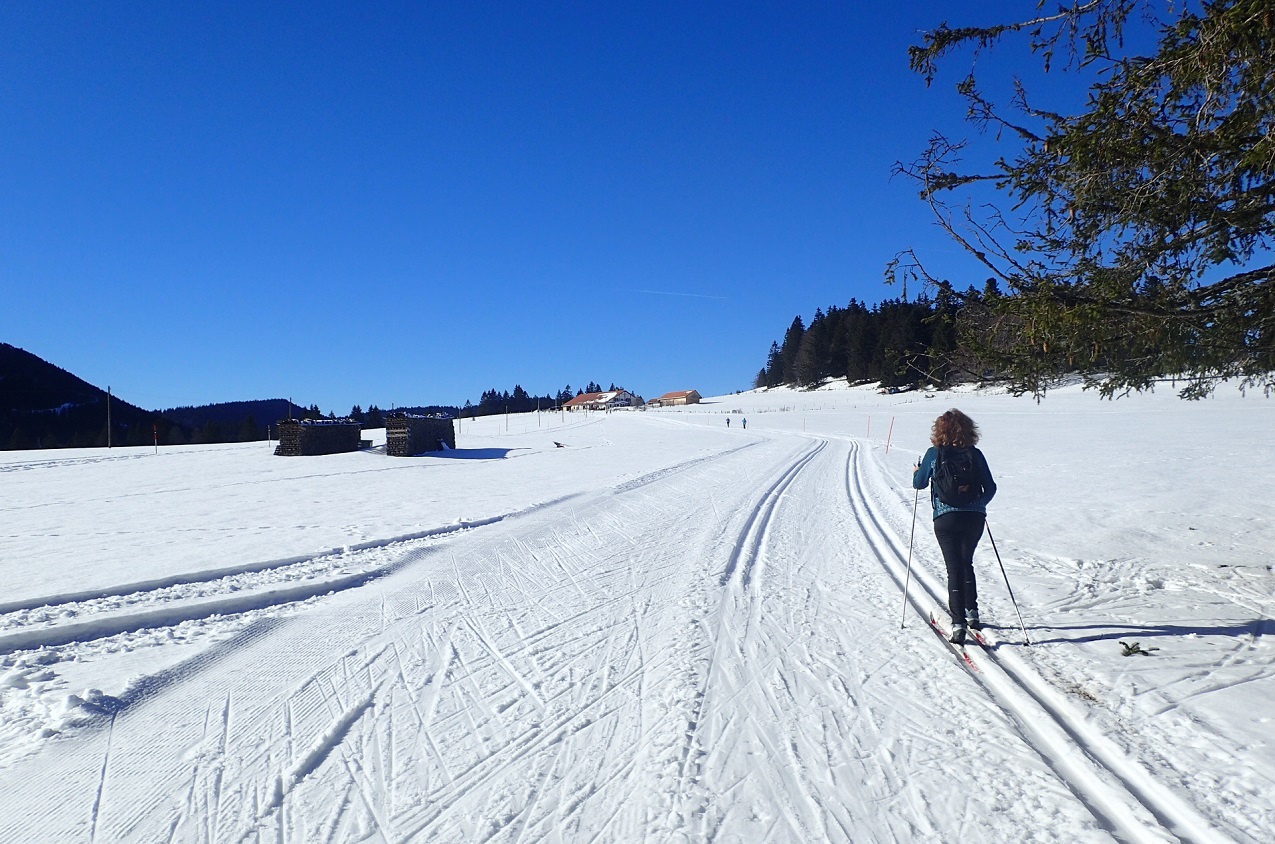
left=893, top=1, right=1275, bottom=399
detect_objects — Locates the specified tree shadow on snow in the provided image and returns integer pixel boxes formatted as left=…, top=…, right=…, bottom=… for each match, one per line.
left=1019, top=619, right=1269, bottom=646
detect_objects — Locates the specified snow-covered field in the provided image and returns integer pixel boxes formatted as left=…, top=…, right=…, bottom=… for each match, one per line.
left=1, top=381, right=1272, bottom=843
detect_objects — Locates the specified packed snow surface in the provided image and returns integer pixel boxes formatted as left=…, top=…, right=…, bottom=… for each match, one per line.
left=1, top=381, right=1272, bottom=843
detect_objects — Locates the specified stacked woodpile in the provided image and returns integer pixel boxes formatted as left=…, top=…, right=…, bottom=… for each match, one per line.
left=274, top=419, right=362, bottom=456
left=386, top=414, right=455, bottom=456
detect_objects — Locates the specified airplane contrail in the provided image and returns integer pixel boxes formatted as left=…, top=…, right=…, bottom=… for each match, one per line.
left=636, top=289, right=729, bottom=300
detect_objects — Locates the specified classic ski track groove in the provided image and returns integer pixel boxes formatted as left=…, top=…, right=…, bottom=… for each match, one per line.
left=841, top=436, right=1232, bottom=844
left=678, top=438, right=826, bottom=811
left=0, top=499, right=582, bottom=629
left=0, top=447, right=763, bottom=657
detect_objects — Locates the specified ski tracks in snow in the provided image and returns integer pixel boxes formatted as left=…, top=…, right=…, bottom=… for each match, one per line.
left=0, top=427, right=1256, bottom=842
left=844, top=437, right=1245, bottom=844
left=0, top=438, right=804, bottom=841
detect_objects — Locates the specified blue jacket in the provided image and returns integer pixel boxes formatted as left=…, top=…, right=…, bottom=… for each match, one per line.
left=913, top=446, right=997, bottom=519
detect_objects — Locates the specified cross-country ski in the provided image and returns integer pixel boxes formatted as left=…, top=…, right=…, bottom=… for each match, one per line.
left=927, top=609, right=980, bottom=672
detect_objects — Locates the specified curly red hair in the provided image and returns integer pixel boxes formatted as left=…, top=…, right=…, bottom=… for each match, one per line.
left=931, top=409, right=980, bottom=448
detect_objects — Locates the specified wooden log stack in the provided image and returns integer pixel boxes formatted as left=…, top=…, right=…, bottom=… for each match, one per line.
left=274, top=419, right=362, bottom=456
left=386, top=414, right=456, bottom=456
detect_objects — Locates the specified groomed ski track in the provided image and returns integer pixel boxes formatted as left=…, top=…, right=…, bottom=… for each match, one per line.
left=0, top=426, right=1242, bottom=842
left=841, top=438, right=1234, bottom=844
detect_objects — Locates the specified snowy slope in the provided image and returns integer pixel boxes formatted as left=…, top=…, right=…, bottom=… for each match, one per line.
left=0, top=384, right=1271, bottom=842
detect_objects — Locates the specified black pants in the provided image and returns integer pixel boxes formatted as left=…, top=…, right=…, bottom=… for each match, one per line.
left=934, top=511, right=985, bottom=625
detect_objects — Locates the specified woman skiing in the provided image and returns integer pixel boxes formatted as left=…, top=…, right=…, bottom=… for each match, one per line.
left=912, top=409, right=997, bottom=645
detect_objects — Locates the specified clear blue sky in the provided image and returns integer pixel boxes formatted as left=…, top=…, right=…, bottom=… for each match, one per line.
left=3, top=1, right=1016, bottom=413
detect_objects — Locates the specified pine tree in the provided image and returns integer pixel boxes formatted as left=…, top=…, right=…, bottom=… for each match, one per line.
left=792, top=332, right=819, bottom=386
left=895, top=0, right=1275, bottom=398
left=7, top=427, right=33, bottom=450
left=778, top=317, right=805, bottom=384
left=239, top=415, right=261, bottom=442
left=845, top=300, right=875, bottom=382
left=764, top=342, right=783, bottom=387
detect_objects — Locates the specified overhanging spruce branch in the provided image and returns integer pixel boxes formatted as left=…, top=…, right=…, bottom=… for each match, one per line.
left=909, top=0, right=1117, bottom=83
left=959, top=77, right=1045, bottom=143
left=1183, top=264, right=1275, bottom=308
left=900, top=2, right=1273, bottom=397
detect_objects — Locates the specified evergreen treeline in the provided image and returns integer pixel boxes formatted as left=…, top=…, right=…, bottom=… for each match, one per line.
left=3, top=339, right=635, bottom=451
left=160, top=399, right=298, bottom=444
left=459, top=382, right=615, bottom=418
left=349, top=381, right=622, bottom=425
left=754, top=292, right=964, bottom=390
left=349, top=404, right=457, bottom=428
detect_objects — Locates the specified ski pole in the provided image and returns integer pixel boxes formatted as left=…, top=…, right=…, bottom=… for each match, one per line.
left=900, top=488, right=919, bottom=628
left=985, top=522, right=1030, bottom=645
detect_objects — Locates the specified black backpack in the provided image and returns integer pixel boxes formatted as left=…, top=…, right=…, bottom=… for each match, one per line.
left=933, top=447, right=984, bottom=507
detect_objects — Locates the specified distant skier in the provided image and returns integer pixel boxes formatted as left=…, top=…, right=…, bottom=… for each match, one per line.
left=742, top=418, right=747, bottom=429
left=912, top=409, right=997, bottom=645
left=726, top=417, right=730, bottom=428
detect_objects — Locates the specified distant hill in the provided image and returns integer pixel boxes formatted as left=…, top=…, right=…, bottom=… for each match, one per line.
left=1, top=341, right=566, bottom=451
left=0, top=342, right=181, bottom=449
left=0, top=344, right=314, bottom=450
